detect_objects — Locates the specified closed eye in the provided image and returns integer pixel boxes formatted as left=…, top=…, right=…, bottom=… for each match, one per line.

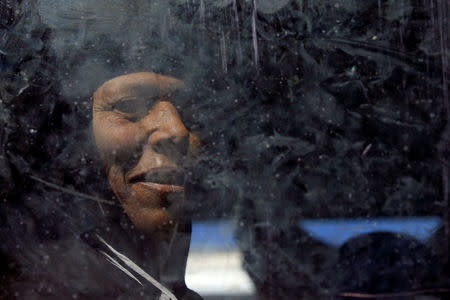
left=112, top=98, right=157, bottom=120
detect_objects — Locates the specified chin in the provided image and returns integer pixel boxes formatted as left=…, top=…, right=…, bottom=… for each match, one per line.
left=122, top=203, right=176, bottom=234
left=117, top=189, right=183, bottom=234
left=107, top=164, right=185, bottom=234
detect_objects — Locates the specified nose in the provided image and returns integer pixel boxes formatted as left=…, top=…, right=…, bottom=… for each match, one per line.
left=143, top=101, right=190, bottom=157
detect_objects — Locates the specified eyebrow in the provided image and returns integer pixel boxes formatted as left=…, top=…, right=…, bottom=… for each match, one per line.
left=93, top=72, right=184, bottom=108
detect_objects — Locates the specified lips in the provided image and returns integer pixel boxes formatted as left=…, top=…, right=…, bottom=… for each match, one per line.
left=127, top=167, right=185, bottom=193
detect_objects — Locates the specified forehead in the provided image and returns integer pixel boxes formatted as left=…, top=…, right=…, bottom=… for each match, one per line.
left=93, top=72, right=185, bottom=108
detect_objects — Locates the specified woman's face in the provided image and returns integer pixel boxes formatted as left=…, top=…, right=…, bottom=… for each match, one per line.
left=92, top=72, right=200, bottom=233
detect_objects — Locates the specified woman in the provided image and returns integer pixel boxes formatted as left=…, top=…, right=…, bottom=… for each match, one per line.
left=91, top=72, right=202, bottom=299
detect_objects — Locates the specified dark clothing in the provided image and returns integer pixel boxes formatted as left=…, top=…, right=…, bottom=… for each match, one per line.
left=2, top=212, right=202, bottom=300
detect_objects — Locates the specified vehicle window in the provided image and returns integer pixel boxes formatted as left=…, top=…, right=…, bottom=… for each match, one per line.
left=1, top=1, right=449, bottom=299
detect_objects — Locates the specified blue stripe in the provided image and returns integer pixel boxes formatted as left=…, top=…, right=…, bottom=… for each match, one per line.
left=298, top=217, right=442, bottom=247
left=190, top=217, right=442, bottom=251
left=190, top=220, right=238, bottom=251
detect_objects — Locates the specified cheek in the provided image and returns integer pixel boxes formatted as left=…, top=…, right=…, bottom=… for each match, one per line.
left=189, top=133, right=201, bottom=156
left=108, top=167, right=163, bottom=208
left=107, top=165, right=128, bottom=200
left=93, top=113, right=146, bottom=162
left=189, top=133, right=201, bottom=148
